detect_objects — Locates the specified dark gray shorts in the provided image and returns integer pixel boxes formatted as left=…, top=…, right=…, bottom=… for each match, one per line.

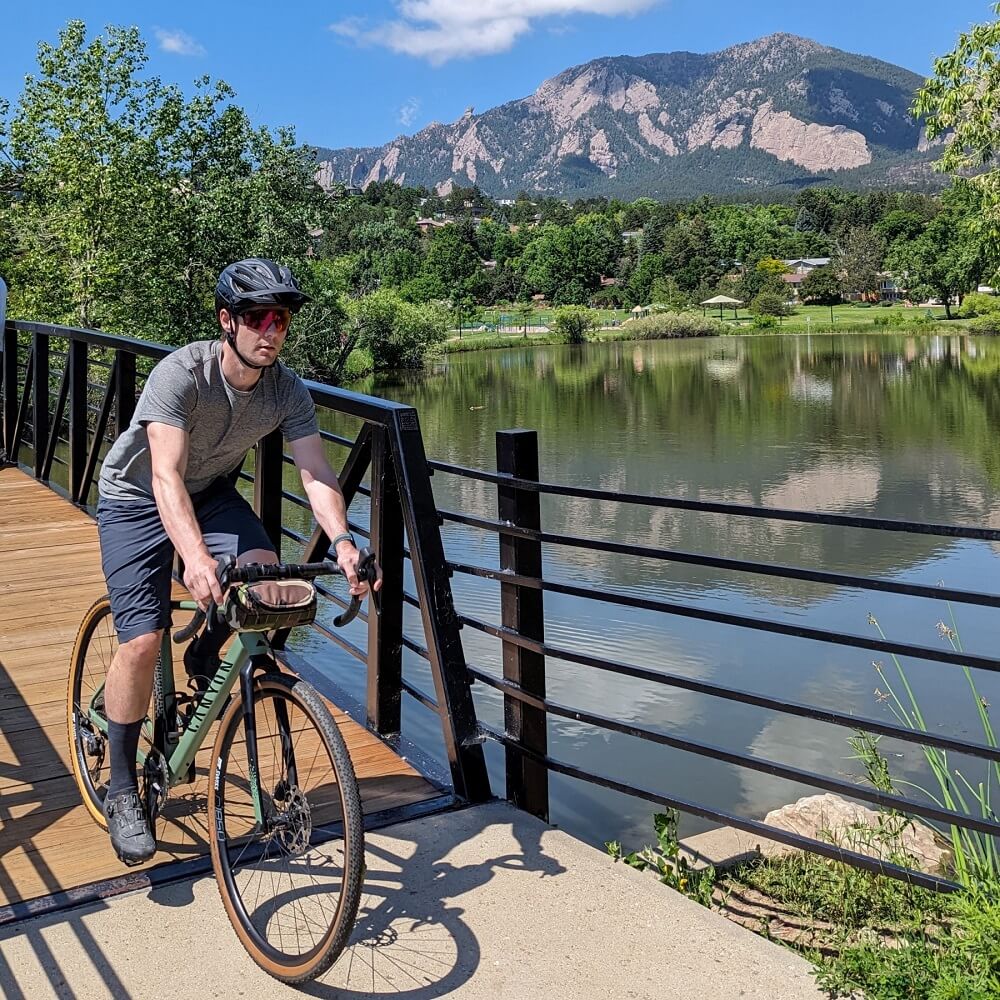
left=97, top=479, right=274, bottom=643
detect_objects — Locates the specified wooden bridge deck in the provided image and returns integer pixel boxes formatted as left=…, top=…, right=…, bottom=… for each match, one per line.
left=0, top=466, right=439, bottom=912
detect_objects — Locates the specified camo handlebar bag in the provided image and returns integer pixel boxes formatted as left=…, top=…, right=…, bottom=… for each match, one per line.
left=221, top=580, right=318, bottom=632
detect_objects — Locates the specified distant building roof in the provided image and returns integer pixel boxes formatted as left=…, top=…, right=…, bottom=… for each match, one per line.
left=784, top=257, right=830, bottom=268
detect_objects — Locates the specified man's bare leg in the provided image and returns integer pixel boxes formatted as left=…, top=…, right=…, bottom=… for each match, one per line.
left=105, top=630, right=161, bottom=726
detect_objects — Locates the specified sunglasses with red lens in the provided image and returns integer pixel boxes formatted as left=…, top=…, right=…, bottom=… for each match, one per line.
left=241, top=308, right=291, bottom=333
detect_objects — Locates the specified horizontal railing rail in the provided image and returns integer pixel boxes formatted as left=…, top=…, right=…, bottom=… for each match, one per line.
left=428, top=434, right=1000, bottom=892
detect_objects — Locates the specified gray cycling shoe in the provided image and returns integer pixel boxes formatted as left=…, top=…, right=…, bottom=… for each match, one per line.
left=103, top=789, right=156, bottom=866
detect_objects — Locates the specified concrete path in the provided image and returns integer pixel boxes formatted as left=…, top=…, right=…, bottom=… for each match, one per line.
left=0, top=801, right=824, bottom=999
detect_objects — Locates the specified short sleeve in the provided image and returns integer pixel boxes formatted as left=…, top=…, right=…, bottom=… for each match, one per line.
left=280, top=376, right=319, bottom=443
left=136, top=356, right=197, bottom=430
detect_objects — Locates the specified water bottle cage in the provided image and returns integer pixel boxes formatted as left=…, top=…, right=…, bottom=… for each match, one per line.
left=222, top=580, right=318, bottom=632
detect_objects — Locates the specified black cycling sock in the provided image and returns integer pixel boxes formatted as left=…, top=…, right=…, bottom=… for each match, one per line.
left=107, top=719, right=144, bottom=796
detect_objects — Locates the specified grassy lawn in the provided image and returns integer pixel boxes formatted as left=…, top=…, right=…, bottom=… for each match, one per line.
left=448, top=303, right=961, bottom=340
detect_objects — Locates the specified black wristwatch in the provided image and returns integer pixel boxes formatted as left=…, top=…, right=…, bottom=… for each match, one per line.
left=331, top=532, right=356, bottom=551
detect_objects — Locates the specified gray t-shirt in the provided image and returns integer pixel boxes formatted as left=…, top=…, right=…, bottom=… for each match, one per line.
left=99, top=339, right=318, bottom=501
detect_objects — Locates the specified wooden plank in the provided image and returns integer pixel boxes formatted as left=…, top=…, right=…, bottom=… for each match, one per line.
left=0, top=467, right=439, bottom=909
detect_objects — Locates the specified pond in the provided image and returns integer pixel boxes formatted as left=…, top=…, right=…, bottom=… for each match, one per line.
left=297, top=333, right=1000, bottom=851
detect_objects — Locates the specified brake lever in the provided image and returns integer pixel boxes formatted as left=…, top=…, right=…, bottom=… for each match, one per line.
left=332, top=547, right=379, bottom=627
left=205, top=555, right=236, bottom=632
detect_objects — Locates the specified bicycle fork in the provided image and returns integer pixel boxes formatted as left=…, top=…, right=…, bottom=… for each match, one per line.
left=237, top=660, right=298, bottom=832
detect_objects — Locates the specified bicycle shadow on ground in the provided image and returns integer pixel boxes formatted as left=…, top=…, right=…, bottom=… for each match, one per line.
left=302, top=801, right=566, bottom=1000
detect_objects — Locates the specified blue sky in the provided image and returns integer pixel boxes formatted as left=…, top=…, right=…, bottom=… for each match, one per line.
left=0, top=1, right=989, bottom=151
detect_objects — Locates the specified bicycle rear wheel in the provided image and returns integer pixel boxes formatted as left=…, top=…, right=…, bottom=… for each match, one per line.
left=67, top=597, right=154, bottom=827
left=208, top=673, right=364, bottom=984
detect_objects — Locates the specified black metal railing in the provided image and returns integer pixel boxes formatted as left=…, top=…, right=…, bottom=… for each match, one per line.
left=0, top=318, right=490, bottom=804
left=428, top=434, right=1000, bottom=893
left=5, top=318, right=1000, bottom=893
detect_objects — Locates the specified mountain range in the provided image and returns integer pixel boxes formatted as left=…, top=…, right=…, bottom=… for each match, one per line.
left=313, top=33, right=943, bottom=200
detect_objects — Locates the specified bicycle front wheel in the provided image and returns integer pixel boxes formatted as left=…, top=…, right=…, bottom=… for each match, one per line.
left=208, top=673, right=364, bottom=984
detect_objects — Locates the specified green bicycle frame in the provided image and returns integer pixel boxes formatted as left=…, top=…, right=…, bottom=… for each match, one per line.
left=84, top=600, right=271, bottom=825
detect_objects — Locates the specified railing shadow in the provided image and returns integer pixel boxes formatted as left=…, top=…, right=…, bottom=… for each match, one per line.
left=0, top=650, right=134, bottom=998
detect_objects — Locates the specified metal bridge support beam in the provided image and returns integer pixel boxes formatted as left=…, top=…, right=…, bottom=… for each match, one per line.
left=67, top=340, right=88, bottom=504
left=367, top=424, right=404, bottom=737
left=32, top=334, right=49, bottom=480
left=2, top=325, right=18, bottom=465
left=497, top=429, right=549, bottom=821
left=254, top=429, right=284, bottom=557
left=389, top=406, right=491, bottom=804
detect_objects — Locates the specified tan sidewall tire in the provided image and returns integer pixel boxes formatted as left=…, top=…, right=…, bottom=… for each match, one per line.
left=66, top=596, right=113, bottom=830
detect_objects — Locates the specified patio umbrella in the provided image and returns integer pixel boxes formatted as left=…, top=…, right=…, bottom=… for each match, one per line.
left=701, top=294, right=744, bottom=319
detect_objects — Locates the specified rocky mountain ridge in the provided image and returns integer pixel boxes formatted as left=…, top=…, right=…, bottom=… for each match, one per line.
left=314, top=33, right=939, bottom=199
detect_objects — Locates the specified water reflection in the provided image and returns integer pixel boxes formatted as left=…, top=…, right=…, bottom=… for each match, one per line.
left=299, top=334, right=1000, bottom=848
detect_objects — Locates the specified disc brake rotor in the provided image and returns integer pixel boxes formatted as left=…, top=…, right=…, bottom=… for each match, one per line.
left=272, top=786, right=312, bottom=856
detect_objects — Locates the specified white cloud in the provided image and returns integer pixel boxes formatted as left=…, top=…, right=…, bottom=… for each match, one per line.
left=398, top=97, right=421, bottom=127
left=154, top=28, right=206, bottom=57
left=331, top=0, right=659, bottom=65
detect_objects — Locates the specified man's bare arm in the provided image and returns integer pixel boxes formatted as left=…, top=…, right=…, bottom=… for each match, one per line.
left=147, top=422, right=223, bottom=607
left=288, top=434, right=382, bottom=595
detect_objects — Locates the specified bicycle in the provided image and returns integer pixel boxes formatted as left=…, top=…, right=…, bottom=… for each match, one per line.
left=67, top=551, right=378, bottom=983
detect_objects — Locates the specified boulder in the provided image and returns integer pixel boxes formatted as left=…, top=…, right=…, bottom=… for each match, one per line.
left=762, top=793, right=953, bottom=875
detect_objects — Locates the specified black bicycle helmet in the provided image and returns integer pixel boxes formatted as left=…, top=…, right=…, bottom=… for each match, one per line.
left=215, top=258, right=311, bottom=316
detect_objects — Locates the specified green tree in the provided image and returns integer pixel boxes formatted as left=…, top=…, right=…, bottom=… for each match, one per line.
left=799, top=266, right=843, bottom=305
left=423, top=225, right=483, bottom=298
left=886, top=191, right=985, bottom=318
left=834, top=226, right=886, bottom=300
left=915, top=2, right=1000, bottom=262
left=750, top=292, right=791, bottom=318
left=551, top=305, right=598, bottom=344
left=0, top=20, right=330, bottom=345
left=348, top=289, right=447, bottom=371
left=281, top=259, right=351, bottom=382
left=515, top=301, right=534, bottom=337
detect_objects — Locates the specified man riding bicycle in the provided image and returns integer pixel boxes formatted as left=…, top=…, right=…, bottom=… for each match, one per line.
left=95, top=258, right=380, bottom=866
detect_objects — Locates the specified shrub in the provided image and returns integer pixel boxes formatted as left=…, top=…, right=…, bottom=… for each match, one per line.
left=621, top=313, right=727, bottom=340
left=958, top=292, right=1000, bottom=318
left=551, top=305, right=599, bottom=344
left=750, top=292, right=792, bottom=317
left=968, top=314, right=1000, bottom=335
left=752, top=313, right=779, bottom=329
left=348, top=290, right=448, bottom=371
left=341, top=347, right=374, bottom=381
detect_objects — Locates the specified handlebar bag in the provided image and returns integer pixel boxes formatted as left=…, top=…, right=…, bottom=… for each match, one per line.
left=222, top=579, right=318, bottom=632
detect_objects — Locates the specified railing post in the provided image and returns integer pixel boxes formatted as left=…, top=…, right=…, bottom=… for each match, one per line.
left=496, top=429, right=549, bottom=821
left=367, top=425, right=404, bottom=736
left=68, top=339, right=88, bottom=503
left=114, top=349, right=135, bottom=438
left=32, top=332, right=50, bottom=479
left=254, top=429, right=284, bottom=557
left=2, top=326, right=17, bottom=464
left=0, top=278, right=6, bottom=463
